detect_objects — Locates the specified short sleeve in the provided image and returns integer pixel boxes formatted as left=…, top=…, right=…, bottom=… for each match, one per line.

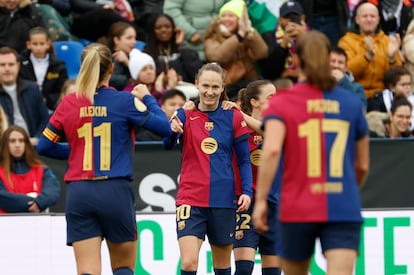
left=232, top=109, right=250, bottom=140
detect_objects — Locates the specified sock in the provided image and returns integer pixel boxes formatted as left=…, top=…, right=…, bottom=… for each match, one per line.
left=113, top=267, right=133, bottom=275
left=234, top=260, right=254, bottom=275
left=262, top=267, right=281, bottom=275
left=214, top=267, right=231, bottom=275
left=181, top=270, right=197, bottom=275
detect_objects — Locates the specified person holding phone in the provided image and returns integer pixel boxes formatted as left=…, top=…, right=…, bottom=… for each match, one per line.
left=259, top=0, right=307, bottom=82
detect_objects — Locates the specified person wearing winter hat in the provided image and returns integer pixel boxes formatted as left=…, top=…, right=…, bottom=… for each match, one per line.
left=126, top=48, right=179, bottom=104
left=128, top=49, right=156, bottom=82
left=219, top=0, right=245, bottom=19
left=204, top=0, right=268, bottom=100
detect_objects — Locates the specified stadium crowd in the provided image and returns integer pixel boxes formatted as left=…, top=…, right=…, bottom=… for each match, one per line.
left=0, top=0, right=412, bottom=274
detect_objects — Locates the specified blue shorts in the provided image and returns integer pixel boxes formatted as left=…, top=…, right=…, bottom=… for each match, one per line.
left=66, top=179, right=137, bottom=245
left=233, top=202, right=282, bottom=256
left=176, top=205, right=236, bottom=245
left=279, top=222, right=362, bottom=261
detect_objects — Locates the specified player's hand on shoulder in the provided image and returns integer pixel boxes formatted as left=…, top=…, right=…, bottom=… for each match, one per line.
left=221, top=100, right=239, bottom=110
left=237, top=194, right=251, bottom=212
left=131, top=84, right=150, bottom=100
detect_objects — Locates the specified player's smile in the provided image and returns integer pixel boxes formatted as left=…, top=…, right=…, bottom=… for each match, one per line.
left=196, top=70, right=224, bottom=111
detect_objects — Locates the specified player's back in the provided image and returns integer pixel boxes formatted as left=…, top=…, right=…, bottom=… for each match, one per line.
left=54, top=88, right=147, bottom=181
left=264, top=82, right=368, bottom=222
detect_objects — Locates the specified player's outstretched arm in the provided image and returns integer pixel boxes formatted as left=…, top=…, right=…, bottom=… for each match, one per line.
left=140, top=94, right=172, bottom=137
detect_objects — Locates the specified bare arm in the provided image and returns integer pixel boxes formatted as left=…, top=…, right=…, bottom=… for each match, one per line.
left=242, top=113, right=262, bottom=134
left=355, top=135, right=370, bottom=188
left=253, top=119, right=285, bottom=233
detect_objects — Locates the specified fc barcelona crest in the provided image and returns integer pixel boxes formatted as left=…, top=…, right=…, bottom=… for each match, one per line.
left=253, top=135, right=263, bottom=145
left=177, top=221, right=186, bottom=231
left=205, top=122, right=214, bottom=131
left=235, top=230, right=244, bottom=240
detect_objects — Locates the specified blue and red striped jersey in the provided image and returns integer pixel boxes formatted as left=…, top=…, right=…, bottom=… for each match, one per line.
left=234, top=129, right=281, bottom=205
left=263, top=82, right=368, bottom=222
left=175, top=104, right=252, bottom=208
left=42, top=87, right=165, bottom=181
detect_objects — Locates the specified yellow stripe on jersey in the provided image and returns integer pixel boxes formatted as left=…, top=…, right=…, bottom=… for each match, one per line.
left=43, top=128, right=61, bottom=143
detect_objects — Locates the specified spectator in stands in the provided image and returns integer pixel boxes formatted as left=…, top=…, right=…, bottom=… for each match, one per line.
left=298, top=0, right=349, bottom=46
left=370, top=97, right=413, bottom=138
left=0, top=47, right=49, bottom=145
left=160, top=88, right=186, bottom=120
left=338, top=1, right=402, bottom=100
left=19, top=27, right=68, bottom=111
left=368, top=66, right=414, bottom=129
left=273, top=77, right=293, bottom=90
left=100, top=21, right=137, bottom=91
left=36, top=0, right=78, bottom=41
left=204, top=0, right=268, bottom=101
left=372, top=0, right=412, bottom=38
left=259, top=0, right=307, bottom=82
left=128, top=48, right=179, bottom=104
left=330, top=46, right=367, bottom=109
left=144, top=13, right=203, bottom=84
left=136, top=88, right=186, bottom=141
left=0, top=104, right=7, bottom=138
left=0, top=0, right=45, bottom=52
left=129, top=0, right=164, bottom=41
left=70, top=0, right=132, bottom=41
left=56, top=78, right=75, bottom=107
left=403, top=19, right=414, bottom=92
left=163, top=0, right=228, bottom=61
left=0, top=125, right=60, bottom=213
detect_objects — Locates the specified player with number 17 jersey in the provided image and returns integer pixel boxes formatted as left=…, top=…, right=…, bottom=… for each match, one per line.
left=263, top=82, right=368, bottom=223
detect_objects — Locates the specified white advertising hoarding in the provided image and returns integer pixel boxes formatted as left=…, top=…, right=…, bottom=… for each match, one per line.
left=0, top=210, right=413, bottom=275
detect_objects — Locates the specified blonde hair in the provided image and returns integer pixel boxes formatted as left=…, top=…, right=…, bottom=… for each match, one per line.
left=76, top=43, right=112, bottom=103
left=296, top=31, right=336, bottom=91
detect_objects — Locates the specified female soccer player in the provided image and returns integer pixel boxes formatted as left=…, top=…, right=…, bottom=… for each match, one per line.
left=253, top=31, right=370, bottom=275
left=231, top=80, right=281, bottom=275
left=37, top=43, right=171, bottom=275
left=165, top=62, right=252, bottom=275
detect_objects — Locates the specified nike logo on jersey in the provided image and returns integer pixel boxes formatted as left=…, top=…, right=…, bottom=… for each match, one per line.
left=189, top=116, right=200, bottom=120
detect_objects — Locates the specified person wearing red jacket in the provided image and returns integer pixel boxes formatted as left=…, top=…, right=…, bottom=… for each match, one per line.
left=0, top=125, right=60, bottom=213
